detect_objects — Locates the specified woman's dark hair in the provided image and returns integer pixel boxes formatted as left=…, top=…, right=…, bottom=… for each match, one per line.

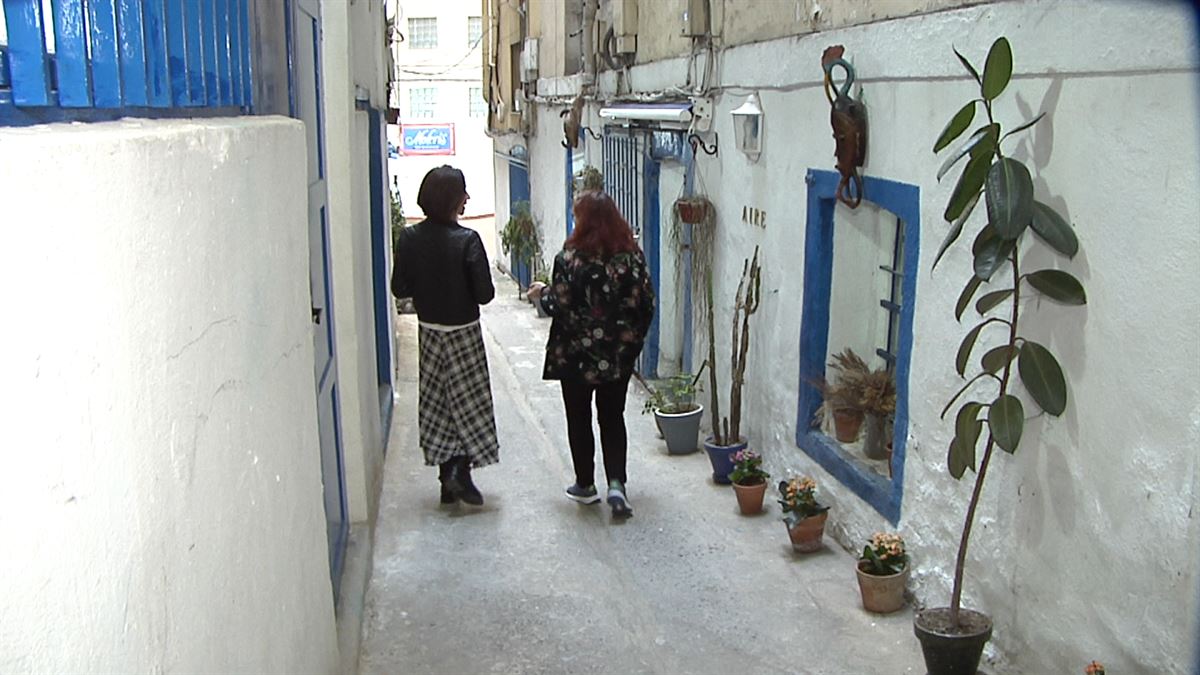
left=565, top=190, right=639, bottom=257
left=417, top=165, right=467, bottom=221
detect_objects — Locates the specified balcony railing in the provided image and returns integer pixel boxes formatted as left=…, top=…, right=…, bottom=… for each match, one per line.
left=0, top=0, right=252, bottom=125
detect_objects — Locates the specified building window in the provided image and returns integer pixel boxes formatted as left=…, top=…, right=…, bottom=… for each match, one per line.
left=408, top=17, right=437, bottom=49
left=468, top=87, right=486, bottom=118
left=467, top=16, right=483, bottom=48
left=408, top=87, right=437, bottom=119
left=795, top=169, right=920, bottom=525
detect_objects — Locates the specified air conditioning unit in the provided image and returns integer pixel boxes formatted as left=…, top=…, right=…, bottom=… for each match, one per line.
left=520, top=38, right=539, bottom=83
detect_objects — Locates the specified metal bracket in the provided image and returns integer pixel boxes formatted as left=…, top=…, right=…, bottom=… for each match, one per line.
left=688, top=132, right=718, bottom=156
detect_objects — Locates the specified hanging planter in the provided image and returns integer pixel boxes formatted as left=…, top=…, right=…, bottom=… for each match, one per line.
left=674, top=196, right=714, bottom=225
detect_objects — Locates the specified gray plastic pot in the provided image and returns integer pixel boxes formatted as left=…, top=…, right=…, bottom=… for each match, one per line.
left=654, top=404, right=703, bottom=455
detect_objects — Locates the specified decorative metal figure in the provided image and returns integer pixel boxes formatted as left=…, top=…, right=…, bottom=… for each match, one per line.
left=822, top=46, right=867, bottom=208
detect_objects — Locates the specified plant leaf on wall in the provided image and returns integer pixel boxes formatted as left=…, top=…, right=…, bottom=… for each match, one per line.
left=956, top=321, right=992, bottom=377
left=1030, top=201, right=1080, bottom=258
left=934, top=101, right=978, bottom=153
left=955, top=402, right=984, bottom=470
left=981, top=37, right=1012, bottom=101
left=988, top=394, right=1024, bottom=452
left=1018, top=341, right=1068, bottom=415
left=981, top=345, right=1018, bottom=374
left=1000, top=112, right=1045, bottom=144
left=953, top=45, right=982, bottom=85
left=948, top=438, right=970, bottom=479
left=955, top=275, right=984, bottom=321
left=986, top=158, right=1035, bottom=240
left=1026, top=270, right=1087, bottom=305
left=945, top=153, right=991, bottom=222
left=976, top=288, right=1014, bottom=315
left=938, top=123, right=998, bottom=181
left=935, top=192, right=982, bottom=271
left=972, top=227, right=1014, bottom=281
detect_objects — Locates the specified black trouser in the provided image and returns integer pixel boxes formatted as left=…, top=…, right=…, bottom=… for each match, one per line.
left=561, top=374, right=631, bottom=488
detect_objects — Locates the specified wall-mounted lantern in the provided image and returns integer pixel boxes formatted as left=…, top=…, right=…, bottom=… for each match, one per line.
left=731, top=93, right=763, bottom=161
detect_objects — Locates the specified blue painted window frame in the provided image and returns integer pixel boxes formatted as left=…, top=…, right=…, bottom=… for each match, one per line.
left=795, top=169, right=920, bottom=525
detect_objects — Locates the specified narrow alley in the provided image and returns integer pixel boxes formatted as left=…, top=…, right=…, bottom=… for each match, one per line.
left=358, top=269, right=925, bottom=675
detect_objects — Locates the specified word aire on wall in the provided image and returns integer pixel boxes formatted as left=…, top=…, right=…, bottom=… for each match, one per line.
left=401, top=124, right=456, bottom=155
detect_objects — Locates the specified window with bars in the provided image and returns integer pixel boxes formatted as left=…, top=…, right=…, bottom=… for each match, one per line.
left=467, top=16, right=483, bottom=48
left=407, top=17, right=438, bottom=49
left=468, top=87, right=486, bottom=118
left=408, top=87, right=436, bottom=119
left=796, top=169, right=920, bottom=525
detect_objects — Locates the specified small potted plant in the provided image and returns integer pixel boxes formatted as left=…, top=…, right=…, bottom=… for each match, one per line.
left=673, top=194, right=714, bottom=225
left=813, top=348, right=871, bottom=443
left=728, top=449, right=770, bottom=515
left=858, top=367, right=896, bottom=460
left=532, top=267, right=550, bottom=317
left=1085, top=662, right=1106, bottom=675
left=637, top=370, right=705, bottom=455
left=778, top=476, right=830, bottom=553
left=856, top=531, right=909, bottom=614
left=501, top=201, right=540, bottom=292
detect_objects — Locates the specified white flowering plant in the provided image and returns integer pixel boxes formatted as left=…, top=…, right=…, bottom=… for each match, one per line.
left=859, top=532, right=908, bottom=576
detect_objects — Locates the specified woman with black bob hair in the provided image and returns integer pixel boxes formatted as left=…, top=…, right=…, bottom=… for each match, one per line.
left=528, top=190, right=655, bottom=519
left=392, top=165, right=499, bottom=506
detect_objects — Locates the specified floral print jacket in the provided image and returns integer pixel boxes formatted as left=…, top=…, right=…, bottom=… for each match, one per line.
left=540, top=247, right=656, bottom=384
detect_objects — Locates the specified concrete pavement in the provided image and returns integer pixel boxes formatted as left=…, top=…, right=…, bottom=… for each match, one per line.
left=358, top=269, right=927, bottom=675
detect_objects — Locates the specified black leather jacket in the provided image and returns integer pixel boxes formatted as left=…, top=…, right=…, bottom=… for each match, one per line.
left=391, top=218, right=495, bottom=325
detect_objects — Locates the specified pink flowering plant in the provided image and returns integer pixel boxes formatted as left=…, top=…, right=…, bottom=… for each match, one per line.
left=728, top=449, right=769, bottom=486
left=777, top=476, right=829, bottom=527
left=859, top=532, right=908, bottom=576
left=1084, top=662, right=1105, bottom=675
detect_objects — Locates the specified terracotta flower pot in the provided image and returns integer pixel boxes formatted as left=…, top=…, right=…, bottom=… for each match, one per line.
left=675, top=198, right=710, bottom=224
left=832, top=408, right=864, bottom=443
left=855, top=562, right=908, bottom=613
left=786, top=511, right=828, bottom=553
left=731, top=479, right=767, bottom=515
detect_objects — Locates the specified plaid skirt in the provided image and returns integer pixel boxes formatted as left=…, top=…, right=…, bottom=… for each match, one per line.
left=418, top=322, right=500, bottom=468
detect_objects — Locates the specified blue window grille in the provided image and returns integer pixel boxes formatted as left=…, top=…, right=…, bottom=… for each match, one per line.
left=0, top=0, right=252, bottom=125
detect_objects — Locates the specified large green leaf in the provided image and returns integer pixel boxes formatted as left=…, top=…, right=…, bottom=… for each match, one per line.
left=976, top=288, right=1014, bottom=315
left=1000, top=112, right=1046, bottom=143
left=934, top=102, right=978, bottom=153
left=938, top=123, right=998, bottom=181
left=935, top=192, right=982, bottom=271
left=986, top=158, right=1035, bottom=240
left=1026, top=269, right=1087, bottom=305
left=944, top=153, right=991, bottom=222
left=1018, top=341, right=1067, bottom=415
left=955, top=275, right=984, bottom=321
left=954, top=46, right=982, bottom=85
left=1030, top=201, right=1080, bottom=258
left=956, top=321, right=991, bottom=376
left=955, top=402, right=984, bottom=470
left=981, top=345, right=1018, bottom=374
left=948, top=438, right=969, bottom=479
left=989, top=394, right=1024, bottom=453
left=973, top=229, right=1014, bottom=281
left=982, top=37, right=1013, bottom=101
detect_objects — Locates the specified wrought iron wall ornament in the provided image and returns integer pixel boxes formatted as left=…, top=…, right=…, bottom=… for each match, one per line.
left=688, top=132, right=718, bottom=157
left=822, top=45, right=868, bottom=208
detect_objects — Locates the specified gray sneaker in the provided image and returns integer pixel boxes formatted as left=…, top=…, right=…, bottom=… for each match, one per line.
left=565, top=483, right=601, bottom=504
left=607, top=480, right=633, bottom=518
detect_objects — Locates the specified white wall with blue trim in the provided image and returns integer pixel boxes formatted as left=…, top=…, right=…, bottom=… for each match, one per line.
left=512, top=1, right=1200, bottom=672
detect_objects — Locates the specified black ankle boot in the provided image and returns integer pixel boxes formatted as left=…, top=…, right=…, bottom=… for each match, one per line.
left=438, top=461, right=458, bottom=504
left=450, top=456, right=484, bottom=506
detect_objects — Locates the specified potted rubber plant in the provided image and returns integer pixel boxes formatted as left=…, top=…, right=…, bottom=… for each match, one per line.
left=501, top=201, right=540, bottom=293
left=915, top=37, right=1086, bottom=675
left=778, top=476, right=829, bottom=553
left=702, top=247, right=762, bottom=484
left=856, top=531, right=908, bottom=614
left=728, top=448, right=770, bottom=515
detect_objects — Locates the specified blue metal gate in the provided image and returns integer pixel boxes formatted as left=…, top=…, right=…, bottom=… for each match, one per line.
left=603, top=127, right=660, bottom=378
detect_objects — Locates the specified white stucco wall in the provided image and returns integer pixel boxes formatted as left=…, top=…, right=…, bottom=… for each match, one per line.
left=0, top=118, right=338, bottom=673
left=520, top=1, right=1200, bottom=672
left=324, top=0, right=390, bottom=523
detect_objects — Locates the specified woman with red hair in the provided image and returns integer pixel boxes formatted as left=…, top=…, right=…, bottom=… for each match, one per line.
left=528, top=190, right=655, bottom=519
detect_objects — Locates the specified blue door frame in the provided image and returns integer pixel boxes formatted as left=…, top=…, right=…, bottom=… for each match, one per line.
left=368, top=107, right=394, bottom=446
left=508, top=160, right=532, bottom=288
left=287, top=0, right=348, bottom=601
